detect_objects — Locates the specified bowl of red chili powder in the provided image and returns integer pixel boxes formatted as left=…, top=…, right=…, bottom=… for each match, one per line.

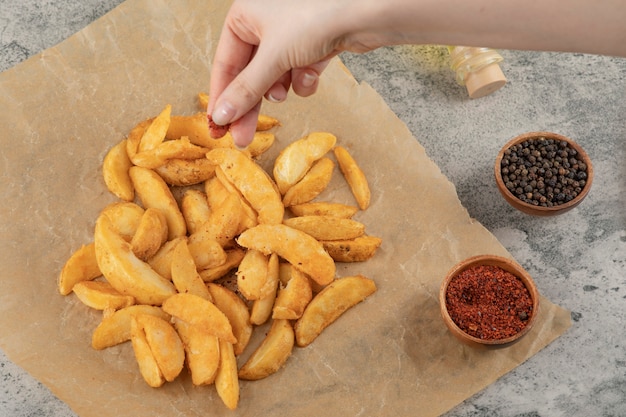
left=439, top=255, right=539, bottom=347
left=495, top=131, right=593, bottom=216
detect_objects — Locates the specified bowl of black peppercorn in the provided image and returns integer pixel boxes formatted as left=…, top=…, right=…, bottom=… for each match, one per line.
left=495, top=131, right=593, bottom=216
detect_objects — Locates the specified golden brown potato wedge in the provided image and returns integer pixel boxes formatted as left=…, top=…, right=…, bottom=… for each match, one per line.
left=132, top=136, right=209, bottom=169
left=130, top=207, right=168, bottom=261
left=288, top=202, right=359, bottom=219
left=100, top=202, right=144, bottom=241
left=129, top=165, right=186, bottom=239
left=173, top=318, right=220, bottom=386
left=321, top=235, right=383, bottom=263
left=255, top=114, right=281, bottom=131
left=188, top=192, right=242, bottom=248
left=198, top=248, right=246, bottom=282
left=244, top=132, right=275, bottom=159
left=94, top=214, right=177, bottom=305
left=272, top=267, right=313, bottom=320
left=282, top=157, right=335, bottom=207
left=207, top=283, right=253, bottom=356
left=137, top=104, right=171, bottom=152
left=206, top=148, right=284, bottom=225
left=72, top=280, right=134, bottom=310
left=166, top=113, right=234, bottom=149
left=238, top=319, right=294, bottom=381
left=282, top=215, right=365, bottom=241
left=333, top=145, right=371, bottom=210
left=170, top=239, right=213, bottom=300
left=294, top=275, right=376, bottom=347
left=130, top=315, right=165, bottom=388
left=236, top=249, right=269, bottom=301
left=237, top=224, right=335, bottom=286
left=273, top=132, right=336, bottom=195
left=180, top=189, right=211, bottom=235
left=58, top=242, right=101, bottom=295
left=154, top=157, right=216, bottom=186
left=187, top=236, right=227, bottom=271
left=146, top=237, right=184, bottom=280
left=215, top=339, right=239, bottom=410
left=91, top=304, right=170, bottom=350
left=102, top=139, right=134, bottom=201
left=249, top=253, right=279, bottom=325
left=132, top=313, right=185, bottom=383
left=161, top=293, right=236, bottom=344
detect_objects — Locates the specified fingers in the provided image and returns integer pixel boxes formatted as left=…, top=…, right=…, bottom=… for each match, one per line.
left=265, top=72, right=291, bottom=103
left=291, top=58, right=333, bottom=97
left=229, top=101, right=262, bottom=148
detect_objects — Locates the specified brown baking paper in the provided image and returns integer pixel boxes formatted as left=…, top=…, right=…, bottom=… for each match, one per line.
left=0, top=0, right=571, bottom=416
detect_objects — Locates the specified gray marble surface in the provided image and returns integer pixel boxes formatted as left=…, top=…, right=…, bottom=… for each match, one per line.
left=1, top=1, right=625, bottom=417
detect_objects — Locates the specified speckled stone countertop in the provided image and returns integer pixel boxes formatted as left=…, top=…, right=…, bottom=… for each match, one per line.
left=1, top=1, right=625, bottom=416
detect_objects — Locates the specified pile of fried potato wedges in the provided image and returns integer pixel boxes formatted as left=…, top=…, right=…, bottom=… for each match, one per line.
left=58, top=94, right=382, bottom=410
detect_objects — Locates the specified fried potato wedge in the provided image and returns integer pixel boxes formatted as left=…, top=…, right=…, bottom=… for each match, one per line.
left=187, top=236, right=227, bottom=271
left=94, top=214, right=177, bottom=305
left=161, top=293, right=236, bottom=344
left=133, top=313, right=185, bottom=383
left=238, top=319, right=294, bottom=381
left=289, top=201, right=359, bottom=219
left=73, top=280, right=135, bottom=310
left=214, top=167, right=259, bottom=231
left=273, top=132, right=337, bottom=195
left=188, top=192, right=242, bottom=248
left=249, top=253, right=279, bottom=325
left=206, top=148, right=284, bottom=225
left=146, top=237, right=184, bottom=280
left=138, top=104, right=171, bottom=152
left=170, top=239, right=213, bottom=300
left=100, top=202, right=144, bottom=241
left=58, top=242, right=102, bottom=295
left=272, top=267, right=313, bottom=320
left=207, top=283, right=253, bottom=356
left=132, top=136, right=209, bottom=169
left=91, top=304, right=170, bottom=350
left=173, top=318, right=220, bottom=386
left=294, top=275, right=376, bottom=347
left=181, top=189, right=211, bottom=235
left=154, top=157, right=216, bottom=186
left=236, top=249, right=269, bottom=301
left=244, top=132, right=275, bottom=159
left=198, top=248, right=246, bottom=282
left=215, top=339, right=239, bottom=410
left=130, top=315, right=165, bottom=388
left=237, top=224, right=335, bottom=286
left=130, top=207, right=168, bottom=261
left=321, top=235, right=383, bottom=263
left=129, top=165, right=186, bottom=239
left=283, top=215, right=365, bottom=241
left=167, top=113, right=234, bottom=149
left=102, top=139, right=134, bottom=201
left=282, top=156, right=334, bottom=207
left=333, top=145, right=371, bottom=210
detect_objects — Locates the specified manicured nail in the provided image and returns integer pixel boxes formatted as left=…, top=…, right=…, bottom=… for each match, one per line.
left=301, top=72, right=317, bottom=88
left=212, top=100, right=236, bottom=125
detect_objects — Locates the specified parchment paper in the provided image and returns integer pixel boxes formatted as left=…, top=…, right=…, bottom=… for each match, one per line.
left=0, top=0, right=571, bottom=416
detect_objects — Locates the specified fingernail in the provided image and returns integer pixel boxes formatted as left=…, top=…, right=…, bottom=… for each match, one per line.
left=267, top=93, right=284, bottom=103
left=212, top=100, right=236, bottom=125
left=301, top=72, right=317, bottom=88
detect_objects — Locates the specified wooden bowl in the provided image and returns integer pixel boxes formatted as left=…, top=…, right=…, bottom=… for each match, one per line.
left=494, top=131, right=593, bottom=216
left=439, top=255, right=540, bottom=348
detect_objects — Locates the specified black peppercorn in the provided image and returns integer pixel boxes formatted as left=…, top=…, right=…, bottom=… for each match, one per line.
left=500, top=137, right=589, bottom=208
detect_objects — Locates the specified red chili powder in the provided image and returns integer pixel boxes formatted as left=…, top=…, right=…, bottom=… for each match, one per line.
left=445, top=265, right=534, bottom=340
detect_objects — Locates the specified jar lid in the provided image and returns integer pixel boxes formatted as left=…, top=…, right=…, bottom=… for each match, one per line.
left=465, top=63, right=507, bottom=99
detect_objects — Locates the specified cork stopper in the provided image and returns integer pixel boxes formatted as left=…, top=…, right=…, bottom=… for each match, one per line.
left=464, top=63, right=507, bottom=99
